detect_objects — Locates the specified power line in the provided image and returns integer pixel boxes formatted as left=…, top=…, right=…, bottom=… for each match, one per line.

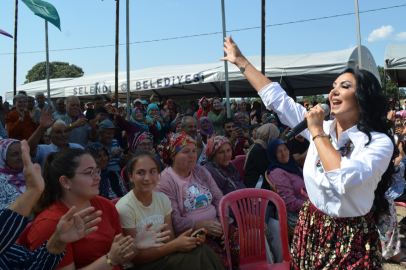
left=1, top=3, right=405, bottom=56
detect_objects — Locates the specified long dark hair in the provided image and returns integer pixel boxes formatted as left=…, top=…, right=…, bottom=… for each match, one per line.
left=127, top=151, right=161, bottom=190
left=342, top=68, right=398, bottom=222
left=33, top=148, right=89, bottom=219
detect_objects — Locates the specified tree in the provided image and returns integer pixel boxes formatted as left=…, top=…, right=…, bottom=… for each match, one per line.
left=25, top=61, right=84, bottom=84
left=377, top=65, right=405, bottom=100
left=297, top=95, right=326, bottom=105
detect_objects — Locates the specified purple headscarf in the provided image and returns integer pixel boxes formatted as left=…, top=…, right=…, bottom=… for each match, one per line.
left=198, top=117, right=214, bottom=137
left=0, top=139, right=25, bottom=193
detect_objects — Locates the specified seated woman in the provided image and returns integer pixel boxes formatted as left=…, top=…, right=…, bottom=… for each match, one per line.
left=198, top=117, right=215, bottom=144
left=244, top=124, right=280, bottom=190
left=0, top=139, right=25, bottom=209
left=116, top=151, right=224, bottom=270
left=85, top=142, right=128, bottom=199
left=27, top=147, right=169, bottom=270
left=146, top=103, right=171, bottom=144
left=267, top=139, right=307, bottom=232
left=203, top=136, right=283, bottom=263
left=155, top=133, right=239, bottom=270
left=6, top=94, right=39, bottom=140
left=171, top=122, right=182, bottom=133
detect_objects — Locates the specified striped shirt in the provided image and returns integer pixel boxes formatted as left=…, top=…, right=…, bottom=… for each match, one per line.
left=0, top=209, right=65, bottom=269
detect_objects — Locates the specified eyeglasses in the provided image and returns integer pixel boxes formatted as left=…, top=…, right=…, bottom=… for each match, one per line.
left=138, top=142, right=153, bottom=149
left=75, top=167, right=101, bottom=179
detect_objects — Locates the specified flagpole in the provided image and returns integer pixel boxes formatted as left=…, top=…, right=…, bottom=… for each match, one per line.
left=354, top=0, right=362, bottom=69
left=13, top=0, right=18, bottom=96
left=126, top=0, right=130, bottom=117
left=115, top=0, right=119, bottom=108
left=221, top=0, right=231, bottom=118
left=45, top=21, right=51, bottom=106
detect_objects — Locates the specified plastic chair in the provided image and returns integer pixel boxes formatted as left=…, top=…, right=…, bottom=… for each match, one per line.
left=231, top=155, right=246, bottom=181
left=120, top=166, right=129, bottom=191
left=16, top=222, right=33, bottom=248
left=111, top=197, right=122, bottom=205
left=219, top=188, right=290, bottom=270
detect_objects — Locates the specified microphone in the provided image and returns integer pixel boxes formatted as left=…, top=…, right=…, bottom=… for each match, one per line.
left=285, top=103, right=330, bottom=141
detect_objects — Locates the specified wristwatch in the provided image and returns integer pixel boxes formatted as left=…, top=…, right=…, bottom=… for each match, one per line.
left=105, top=254, right=116, bottom=267
left=239, top=62, right=250, bottom=73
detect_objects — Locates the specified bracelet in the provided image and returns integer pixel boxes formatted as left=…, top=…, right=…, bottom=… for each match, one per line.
left=312, top=134, right=331, bottom=141
left=105, top=254, right=116, bottom=267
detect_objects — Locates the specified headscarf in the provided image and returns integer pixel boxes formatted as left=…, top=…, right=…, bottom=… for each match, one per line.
left=171, top=121, right=181, bottom=133
left=131, top=107, right=149, bottom=131
left=85, top=142, right=125, bottom=199
left=204, top=136, right=231, bottom=160
left=396, top=110, right=406, bottom=120
left=146, top=103, right=162, bottom=130
left=198, top=96, right=209, bottom=109
left=198, top=117, right=214, bottom=137
left=0, top=139, right=25, bottom=193
left=132, top=131, right=153, bottom=152
left=13, top=94, right=27, bottom=105
left=159, top=132, right=196, bottom=166
left=210, top=97, right=222, bottom=115
left=266, top=139, right=302, bottom=176
left=222, top=100, right=227, bottom=106
left=244, top=124, right=280, bottom=169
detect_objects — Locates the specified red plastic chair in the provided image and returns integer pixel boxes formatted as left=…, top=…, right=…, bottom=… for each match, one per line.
left=231, top=155, right=246, bottom=181
left=16, top=222, right=33, bottom=248
left=111, top=197, right=122, bottom=205
left=219, top=188, right=290, bottom=270
left=120, top=166, right=129, bottom=191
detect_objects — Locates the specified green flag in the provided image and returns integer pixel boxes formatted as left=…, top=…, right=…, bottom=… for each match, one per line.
left=21, top=0, right=61, bottom=30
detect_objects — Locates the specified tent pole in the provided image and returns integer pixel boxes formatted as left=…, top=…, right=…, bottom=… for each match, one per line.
left=354, top=0, right=362, bottom=69
left=221, top=0, right=231, bottom=118
left=115, top=0, right=119, bottom=108
left=383, top=69, right=387, bottom=96
left=45, top=21, right=51, bottom=106
left=126, top=0, right=131, bottom=117
left=13, top=0, right=18, bottom=96
left=261, top=0, right=266, bottom=113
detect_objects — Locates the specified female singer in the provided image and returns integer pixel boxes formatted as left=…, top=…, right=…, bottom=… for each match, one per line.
left=220, top=36, right=397, bottom=269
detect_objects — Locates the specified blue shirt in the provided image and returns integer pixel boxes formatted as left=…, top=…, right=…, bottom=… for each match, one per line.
left=33, top=103, right=56, bottom=122
left=104, top=139, right=122, bottom=172
left=32, top=143, right=84, bottom=168
left=0, top=122, right=8, bottom=140
left=0, top=208, right=65, bottom=269
left=51, top=111, right=67, bottom=120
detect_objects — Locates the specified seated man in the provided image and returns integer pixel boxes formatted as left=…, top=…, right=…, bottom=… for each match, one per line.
left=222, top=118, right=253, bottom=160
left=287, top=134, right=309, bottom=168
left=28, top=108, right=83, bottom=168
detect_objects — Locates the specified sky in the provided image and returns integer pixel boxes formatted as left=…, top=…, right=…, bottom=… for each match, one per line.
left=0, top=0, right=405, bottom=101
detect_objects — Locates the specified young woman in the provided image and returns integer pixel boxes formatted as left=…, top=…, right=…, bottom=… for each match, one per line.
left=208, top=97, right=226, bottom=135
left=221, top=36, right=397, bottom=269
left=115, top=151, right=224, bottom=270
left=197, top=97, right=210, bottom=120
left=28, top=148, right=170, bottom=270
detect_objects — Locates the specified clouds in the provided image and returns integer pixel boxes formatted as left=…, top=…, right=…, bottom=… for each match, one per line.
left=367, top=25, right=406, bottom=42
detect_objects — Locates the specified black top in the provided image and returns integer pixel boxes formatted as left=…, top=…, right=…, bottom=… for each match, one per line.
left=245, top=144, right=271, bottom=190
left=287, top=138, right=310, bottom=155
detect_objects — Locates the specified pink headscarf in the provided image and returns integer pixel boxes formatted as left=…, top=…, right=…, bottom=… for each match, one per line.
left=0, top=139, right=25, bottom=193
left=204, top=136, right=232, bottom=160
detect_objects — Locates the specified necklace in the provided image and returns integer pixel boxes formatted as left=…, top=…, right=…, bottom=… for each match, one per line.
left=316, top=138, right=354, bottom=173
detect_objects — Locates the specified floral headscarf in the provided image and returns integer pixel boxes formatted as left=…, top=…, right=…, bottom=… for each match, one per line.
left=131, top=107, right=149, bottom=131
left=159, top=132, right=196, bottom=165
left=132, top=131, right=153, bottom=152
left=204, top=136, right=231, bottom=160
left=198, top=117, right=214, bottom=137
left=0, top=139, right=25, bottom=193
left=396, top=110, right=406, bottom=120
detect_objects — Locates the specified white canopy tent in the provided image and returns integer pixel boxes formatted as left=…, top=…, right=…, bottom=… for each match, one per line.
left=6, top=45, right=379, bottom=102
left=385, top=44, right=406, bottom=87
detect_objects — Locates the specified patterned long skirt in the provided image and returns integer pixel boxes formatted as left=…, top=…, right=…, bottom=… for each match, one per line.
left=204, top=224, right=239, bottom=270
left=290, top=200, right=382, bottom=269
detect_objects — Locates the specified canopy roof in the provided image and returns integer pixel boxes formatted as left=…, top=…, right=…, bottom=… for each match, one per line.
left=385, top=44, right=406, bottom=87
left=6, top=45, right=379, bottom=101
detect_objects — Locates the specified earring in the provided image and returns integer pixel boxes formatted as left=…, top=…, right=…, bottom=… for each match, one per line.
left=66, top=186, right=70, bottom=190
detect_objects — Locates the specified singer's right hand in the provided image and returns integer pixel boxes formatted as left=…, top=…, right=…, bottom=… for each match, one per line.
left=304, top=105, right=326, bottom=137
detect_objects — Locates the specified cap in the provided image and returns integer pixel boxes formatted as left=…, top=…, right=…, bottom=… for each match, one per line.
left=304, top=102, right=309, bottom=106
left=133, top=99, right=142, bottom=104
left=99, top=120, right=119, bottom=130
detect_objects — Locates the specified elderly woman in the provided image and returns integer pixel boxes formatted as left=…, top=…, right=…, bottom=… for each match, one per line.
left=146, top=103, right=171, bottom=143
left=198, top=117, right=215, bottom=144
left=0, top=139, right=25, bottom=209
left=208, top=97, right=226, bottom=135
left=244, top=124, right=280, bottom=190
left=5, top=94, right=39, bottom=140
left=85, top=142, right=128, bottom=200
left=156, top=133, right=239, bottom=269
left=267, top=139, right=307, bottom=232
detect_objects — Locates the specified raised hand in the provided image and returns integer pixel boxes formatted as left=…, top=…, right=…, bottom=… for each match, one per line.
left=220, top=36, right=245, bottom=66
left=242, top=126, right=250, bottom=139
left=196, top=133, right=204, bottom=149
left=21, top=140, right=44, bottom=193
left=135, top=223, right=171, bottom=250
left=17, top=109, right=26, bottom=121
left=56, top=206, right=102, bottom=244
left=29, top=105, right=37, bottom=119
left=108, top=234, right=134, bottom=266
left=40, top=107, right=57, bottom=129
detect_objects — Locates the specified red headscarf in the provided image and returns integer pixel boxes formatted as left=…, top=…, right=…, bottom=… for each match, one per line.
left=159, top=132, right=196, bottom=165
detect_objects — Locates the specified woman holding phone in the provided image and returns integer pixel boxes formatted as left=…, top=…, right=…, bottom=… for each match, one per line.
left=220, top=36, right=397, bottom=269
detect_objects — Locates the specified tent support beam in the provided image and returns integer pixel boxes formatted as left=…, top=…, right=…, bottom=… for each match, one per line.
left=282, top=77, right=295, bottom=100
left=211, top=83, right=223, bottom=98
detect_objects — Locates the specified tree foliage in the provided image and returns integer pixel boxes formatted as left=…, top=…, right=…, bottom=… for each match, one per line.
left=377, top=65, right=406, bottom=100
left=25, top=61, right=84, bottom=84
left=296, top=95, right=327, bottom=105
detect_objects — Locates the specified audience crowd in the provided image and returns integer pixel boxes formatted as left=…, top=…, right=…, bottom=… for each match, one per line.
left=1, top=90, right=406, bottom=269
